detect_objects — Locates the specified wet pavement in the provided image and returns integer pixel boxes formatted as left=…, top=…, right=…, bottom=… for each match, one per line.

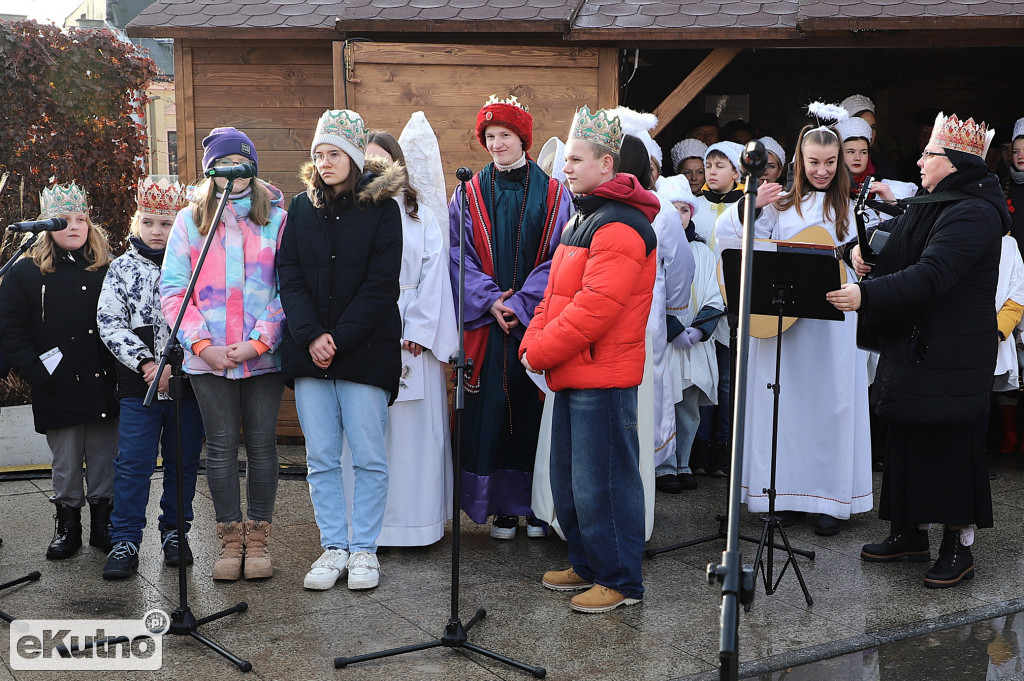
left=0, top=445, right=1019, bottom=680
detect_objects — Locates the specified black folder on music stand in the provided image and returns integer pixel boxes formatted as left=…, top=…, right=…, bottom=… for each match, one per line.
left=720, top=245, right=843, bottom=608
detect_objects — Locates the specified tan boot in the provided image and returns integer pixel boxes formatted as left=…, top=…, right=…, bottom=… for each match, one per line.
left=212, top=521, right=244, bottom=581
left=243, top=520, right=273, bottom=579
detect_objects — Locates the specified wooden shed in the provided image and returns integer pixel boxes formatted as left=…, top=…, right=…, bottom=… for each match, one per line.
left=127, top=0, right=1024, bottom=438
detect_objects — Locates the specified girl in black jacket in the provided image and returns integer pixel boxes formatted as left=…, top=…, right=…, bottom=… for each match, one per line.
left=0, top=182, right=117, bottom=560
left=278, top=109, right=403, bottom=592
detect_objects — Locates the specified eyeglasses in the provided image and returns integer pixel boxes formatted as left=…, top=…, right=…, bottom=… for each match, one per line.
left=312, top=150, right=346, bottom=165
left=920, top=151, right=948, bottom=160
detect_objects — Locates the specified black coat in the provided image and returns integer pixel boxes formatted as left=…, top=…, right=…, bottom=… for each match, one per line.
left=860, top=174, right=1008, bottom=423
left=0, top=249, right=118, bottom=433
left=278, top=161, right=404, bottom=402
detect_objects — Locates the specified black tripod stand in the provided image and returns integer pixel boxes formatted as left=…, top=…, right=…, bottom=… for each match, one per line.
left=334, top=168, right=545, bottom=678
left=721, top=246, right=844, bottom=609
left=64, top=173, right=254, bottom=669
left=0, top=225, right=48, bottom=620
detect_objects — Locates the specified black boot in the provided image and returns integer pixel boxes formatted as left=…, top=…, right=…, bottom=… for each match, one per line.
left=861, top=524, right=930, bottom=563
left=46, top=503, right=83, bottom=560
left=690, top=439, right=711, bottom=476
left=89, top=499, right=113, bottom=553
left=924, top=527, right=975, bottom=588
left=709, top=441, right=731, bottom=478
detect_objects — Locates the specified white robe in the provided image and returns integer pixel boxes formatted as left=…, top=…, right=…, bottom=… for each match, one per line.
left=716, top=192, right=873, bottom=518
left=994, top=235, right=1024, bottom=392
left=669, top=240, right=722, bottom=405
left=343, top=199, right=458, bottom=546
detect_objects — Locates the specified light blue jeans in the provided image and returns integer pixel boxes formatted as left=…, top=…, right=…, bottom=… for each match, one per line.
left=294, top=377, right=389, bottom=553
left=657, top=385, right=701, bottom=476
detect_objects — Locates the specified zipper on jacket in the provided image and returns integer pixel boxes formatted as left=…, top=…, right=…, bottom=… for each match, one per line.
left=41, top=284, right=45, bottom=323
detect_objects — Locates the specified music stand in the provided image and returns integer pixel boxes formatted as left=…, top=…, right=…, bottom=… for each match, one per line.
left=721, top=246, right=843, bottom=608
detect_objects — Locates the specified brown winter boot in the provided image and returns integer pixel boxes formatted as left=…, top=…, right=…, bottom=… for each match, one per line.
left=242, top=520, right=273, bottom=579
left=212, top=521, right=244, bottom=581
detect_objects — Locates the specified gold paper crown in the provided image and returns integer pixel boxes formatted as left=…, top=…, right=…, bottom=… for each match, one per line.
left=39, top=182, right=89, bottom=220
left=483, top=94, right=529, bottom=113
left=569, top=106, right=623, bottom=151
left=137, top=178, right=188, bottom=217
left=317, top=109, right=368, bottom=152
left=929, top=112, right=994, bottom=158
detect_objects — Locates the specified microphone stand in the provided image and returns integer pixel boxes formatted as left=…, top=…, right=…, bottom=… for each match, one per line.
left=0, top=230, right=53, bottom=619
left=0, top=232, right=40, bottom=278
left=706, top=140, right=764, bottom=681
left=335, top=168, right=546, bottom=678
left=66, top=179, right=253, bottom=670
left=144, top=177, right=252, bottom=671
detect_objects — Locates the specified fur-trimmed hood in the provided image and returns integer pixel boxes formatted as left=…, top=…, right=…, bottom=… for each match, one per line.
left=301, top=156, right=407, bottom=209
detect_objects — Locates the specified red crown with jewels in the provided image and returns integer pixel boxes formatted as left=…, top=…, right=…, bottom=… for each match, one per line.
left=928, top=112, right=993, bottom=158
left=476, top=94, right=534, bottom=152
left=137, top=178, right=188, bottom=217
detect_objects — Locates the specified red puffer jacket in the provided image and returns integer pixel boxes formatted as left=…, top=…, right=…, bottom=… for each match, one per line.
left=520, top=174, right=658, bottom=391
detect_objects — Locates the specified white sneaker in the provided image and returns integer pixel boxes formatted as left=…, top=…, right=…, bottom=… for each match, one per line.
left=347, top=551, right=380, bottom=590
left=303, top=547, right=349, bottom=590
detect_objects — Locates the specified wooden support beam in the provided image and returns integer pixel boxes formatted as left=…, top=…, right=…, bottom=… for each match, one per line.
left=651, top=48, right=740, bottom=138
left=597, top=47, right=619, bottom=110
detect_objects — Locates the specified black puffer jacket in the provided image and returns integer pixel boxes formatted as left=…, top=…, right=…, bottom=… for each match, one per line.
left=278, top=157, right=404, bottom=401
left=0, top=248, right=118, bottom=433
left=860, top=172, right=1008, bottom=423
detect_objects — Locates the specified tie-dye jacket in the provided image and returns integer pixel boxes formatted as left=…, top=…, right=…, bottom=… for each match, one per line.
left=160, top=182, right=287, bottom=378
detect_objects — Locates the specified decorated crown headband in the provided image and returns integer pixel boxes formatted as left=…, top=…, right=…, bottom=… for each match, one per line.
left=40, top=182, right=89, bottom=220
left=569, top=105, right=623, bottom=151
left=136, top=178, right=187, bottom=217
left=316, top=109, right=368, bottom=152
left=483, top=94, right=529, bottom=113
left=929, top=112, right=994, bottom=158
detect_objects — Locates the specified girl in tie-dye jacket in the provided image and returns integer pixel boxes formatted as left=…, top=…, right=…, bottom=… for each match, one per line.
left=160, top=126, right=287, bottom=582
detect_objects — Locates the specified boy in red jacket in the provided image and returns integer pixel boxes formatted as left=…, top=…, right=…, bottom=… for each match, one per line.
left=520, top=106, right=659, bottom=613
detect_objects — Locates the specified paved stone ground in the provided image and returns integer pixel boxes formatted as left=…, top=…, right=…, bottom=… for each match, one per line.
left=0, top=445, right=1020, bottom=680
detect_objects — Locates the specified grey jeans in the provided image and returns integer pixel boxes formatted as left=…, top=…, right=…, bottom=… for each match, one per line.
left=190, top=372, right=284, bottom=523
left=46, top=420, right=118, bottom=507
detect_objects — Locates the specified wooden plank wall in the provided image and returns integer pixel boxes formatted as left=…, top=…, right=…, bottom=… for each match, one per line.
left=181, top=39, right=335, bottom=199
left=175, top=40, right=620, bottom=440
left=342, top=43, right=619, bottom=198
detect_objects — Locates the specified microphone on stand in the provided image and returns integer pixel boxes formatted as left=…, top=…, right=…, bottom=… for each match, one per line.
left=7, top=218, right=68, bottom=233
left=740, top=140, right=767, bottom=177
left=455, top=167, right=473, bottom=182
left=204, top=163, right=257, bottom=180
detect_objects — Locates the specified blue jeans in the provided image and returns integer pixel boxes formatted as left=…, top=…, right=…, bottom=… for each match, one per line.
left=698, top=340, right=731, bottom=443
left=110, top=397, right=204, bottom=544
left=550, top=387, right=644, bottom=600
left=294, top=377, right=389, bottom=553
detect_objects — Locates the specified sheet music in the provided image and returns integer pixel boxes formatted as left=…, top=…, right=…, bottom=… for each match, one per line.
left=395, top=348, right=424, bottom=402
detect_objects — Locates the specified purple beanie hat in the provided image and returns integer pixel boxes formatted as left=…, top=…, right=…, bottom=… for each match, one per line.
left=201, top=127, right=258, bottom=173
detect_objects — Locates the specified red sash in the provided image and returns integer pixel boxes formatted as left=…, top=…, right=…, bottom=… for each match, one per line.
left=462, top=172, right=563, bottom=393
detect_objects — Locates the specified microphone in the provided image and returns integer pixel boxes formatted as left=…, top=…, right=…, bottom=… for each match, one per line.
left=205, top=163, right=257, bottom=180
left=740, top=140, right=766, bottom=177
left=7, top=218, right=68, bottom=233
left=455, top=167, right=473, bottom=182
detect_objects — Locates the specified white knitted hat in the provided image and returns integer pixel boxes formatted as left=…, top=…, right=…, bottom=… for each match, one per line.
left=311, top=109, right=367, bottom=171
left=538, top=136, right=567, bottom=183
left=670, top=138, right=708, bottom=171
left=759, top=136, right=786, bottom=168
left=840, top=94, right=875, bottom=117
left=654, top=175, right=698, bottom=217
left=1013, top=117, right=1024, bottom=141
left=834, top=117, right=873, bottom=142
left=704, top=141, right=743, bottom=172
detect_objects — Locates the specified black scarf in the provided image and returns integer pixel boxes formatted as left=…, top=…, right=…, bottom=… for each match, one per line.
left=876, top=166, right=987, bottom=275
left=130, top=236, right=165, bottom=267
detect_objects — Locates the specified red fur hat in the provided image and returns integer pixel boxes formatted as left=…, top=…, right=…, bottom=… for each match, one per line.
left=475, top=95, right=534, bottom=152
